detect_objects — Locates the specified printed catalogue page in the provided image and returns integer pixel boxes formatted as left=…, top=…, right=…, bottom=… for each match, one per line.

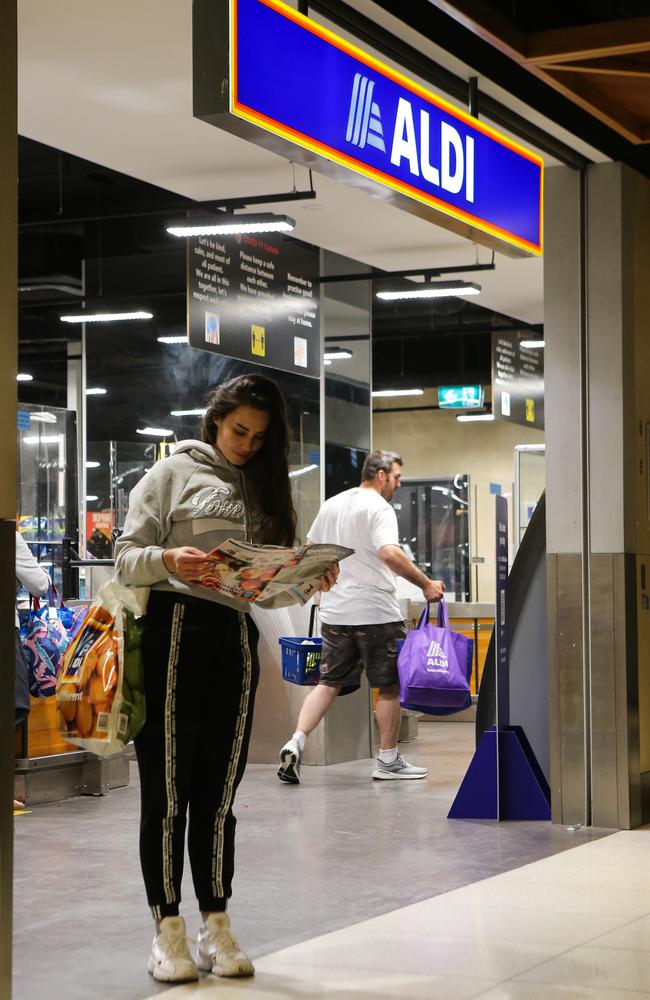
left=194, top=538, right=353, bottom=604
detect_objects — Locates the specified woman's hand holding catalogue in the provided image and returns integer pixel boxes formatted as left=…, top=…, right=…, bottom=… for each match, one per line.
left=162, top=546, right=214, bottom=583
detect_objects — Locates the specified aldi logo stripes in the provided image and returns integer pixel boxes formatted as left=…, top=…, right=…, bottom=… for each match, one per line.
left=346, top=74, right=386, bottom=152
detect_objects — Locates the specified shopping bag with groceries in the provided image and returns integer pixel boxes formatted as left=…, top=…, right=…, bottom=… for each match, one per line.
left=19, top=584, right=82, bottom=697
left=56, top=580, right=149, bottom=754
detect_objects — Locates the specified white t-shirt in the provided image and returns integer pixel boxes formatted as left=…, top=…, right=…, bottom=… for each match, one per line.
left=307, top=487, right=402, bottom=625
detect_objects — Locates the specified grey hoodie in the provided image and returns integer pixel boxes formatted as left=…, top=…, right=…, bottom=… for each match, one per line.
left=114, top=439, right=292, bottom=612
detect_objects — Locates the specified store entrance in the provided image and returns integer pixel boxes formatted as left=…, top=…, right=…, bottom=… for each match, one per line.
left=6, top=5, right=557, bottom=996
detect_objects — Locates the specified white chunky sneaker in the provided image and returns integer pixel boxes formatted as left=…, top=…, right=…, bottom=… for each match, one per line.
left=277, top=737, right=302, bottom=784
left=148, top=915, right=199, bottom=983
left=196, top=912, right=254, bottom=978
left=372, top=751, right=428, bottom=781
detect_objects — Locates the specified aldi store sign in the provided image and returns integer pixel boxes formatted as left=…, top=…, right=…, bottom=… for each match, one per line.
left=194, top=0, right=543, bottom=256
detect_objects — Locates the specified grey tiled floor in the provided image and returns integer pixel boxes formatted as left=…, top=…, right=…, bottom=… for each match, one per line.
left=12, top=722, right=612, bottom=1000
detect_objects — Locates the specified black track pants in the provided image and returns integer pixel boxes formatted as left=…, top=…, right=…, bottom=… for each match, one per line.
left=134, top=591, right=259, bottom=919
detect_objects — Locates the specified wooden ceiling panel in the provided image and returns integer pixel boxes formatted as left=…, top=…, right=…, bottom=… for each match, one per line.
left=427, top=2, right=650, bottom=144
left=548, top=55, right=650, bottom=79
left=544, top=68, right=650, bottom=142
left=525, top=17, right=650, bottom=65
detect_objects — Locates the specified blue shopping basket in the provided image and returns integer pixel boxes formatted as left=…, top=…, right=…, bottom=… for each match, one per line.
left=279, top=605, right=321, bottom=686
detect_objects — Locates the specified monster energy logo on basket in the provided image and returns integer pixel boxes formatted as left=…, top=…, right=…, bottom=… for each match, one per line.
left=426, top=639, right=449, bottom=673
left=346, top=74, right=386, bottom=152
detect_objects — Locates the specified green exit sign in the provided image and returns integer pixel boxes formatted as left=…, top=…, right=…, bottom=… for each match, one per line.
left=438, top=385, right=484, bottom=409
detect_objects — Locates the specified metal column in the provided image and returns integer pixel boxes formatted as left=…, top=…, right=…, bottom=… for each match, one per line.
left=0, top=7, right=17, bottom=994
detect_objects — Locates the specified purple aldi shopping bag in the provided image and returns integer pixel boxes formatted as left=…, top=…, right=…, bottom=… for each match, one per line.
left=397, top=599, right=472, bottom=710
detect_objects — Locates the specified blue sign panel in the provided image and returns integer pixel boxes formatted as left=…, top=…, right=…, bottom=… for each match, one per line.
left=17, top=410, right=31, bottom=431
left=438, top=385, right=484, bottom=409
left=495, top=494, right=509, bottom=730
left=231, top=0, right=543, bottom=255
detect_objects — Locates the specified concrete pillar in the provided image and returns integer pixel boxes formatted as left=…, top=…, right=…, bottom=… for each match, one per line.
left=545, top=162, right=650, bottom=829
left=0, top=5, right=17, bottom=996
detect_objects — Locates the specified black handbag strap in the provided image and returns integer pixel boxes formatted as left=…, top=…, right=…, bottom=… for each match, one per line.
left=308, top=602, right=318, bottom=638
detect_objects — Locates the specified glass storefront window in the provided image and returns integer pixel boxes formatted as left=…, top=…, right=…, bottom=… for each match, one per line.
left=392, top=476, right=470, bottom=601
left=16, top=402, right=78, bottom=591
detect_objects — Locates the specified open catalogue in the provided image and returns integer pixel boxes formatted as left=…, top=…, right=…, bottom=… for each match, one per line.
left=194, top=538, right=353, bottom=605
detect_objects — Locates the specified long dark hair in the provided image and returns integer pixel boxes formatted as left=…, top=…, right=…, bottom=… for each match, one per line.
left=201, top=374, right=296, bottom=546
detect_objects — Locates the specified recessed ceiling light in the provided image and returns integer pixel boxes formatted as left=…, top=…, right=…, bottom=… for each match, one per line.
left=376, top=280, right=481, bottom=301
left=29, top=411, right=57, bottom=423
left=17, top=373, right=33, bottom=382
left=60, top=311, right=153, bottom=323
left=289, top=464, right=319, bottom=478
left=166, top=213, right=295, bottom=237
left=85, top=495, right=99, bottom=502
left=85, top=461, right=101, bottom=469
left=86, top=387, right=107, bottom=395
left=170, top=409, right=207, bottom=417
left=157, top=336, right=189, bottom=345
left=136, top=427, right=173, bottom=437
left=456, top=413, right=495, bottom=422
left=323, top=349, right=353, bottom=360
left=22, top=435, right=61, bottom=444
left=372, top=389, right=424, bottom=398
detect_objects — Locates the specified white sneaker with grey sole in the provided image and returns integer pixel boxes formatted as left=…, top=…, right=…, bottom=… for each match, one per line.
left=372, top=751, right=428, bottom=780
left=277, top=737, right=302, bottom=784
left=197, top=912, right=254, bottom=977
left=148, top=915, right=199, bottom=982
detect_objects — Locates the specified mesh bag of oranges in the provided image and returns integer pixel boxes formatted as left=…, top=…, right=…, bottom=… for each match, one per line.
left=56, top=580, right=149, bottom=754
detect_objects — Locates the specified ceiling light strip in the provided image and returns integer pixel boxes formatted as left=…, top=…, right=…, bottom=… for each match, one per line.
left=136, top=427, right=173, bottom=437
left=60, top=311, right=153, bottom=323
left=372, top=388, right=424, bottom=398
left=166, top=213, right=295, bottom=237
left=377, top=281, right=481, bottom=301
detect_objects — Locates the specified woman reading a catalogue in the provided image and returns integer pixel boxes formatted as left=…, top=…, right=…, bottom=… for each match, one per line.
left=115, top=374, right=339, bottom=984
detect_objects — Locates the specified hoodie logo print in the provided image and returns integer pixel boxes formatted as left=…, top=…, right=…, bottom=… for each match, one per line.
left=191, top=486, right=244, bottom=521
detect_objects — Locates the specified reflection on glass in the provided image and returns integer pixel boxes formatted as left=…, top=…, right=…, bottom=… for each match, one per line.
left=392, top=477, right=470, bottom=601
left=514, top=445, right=545, bottom=548
left=16, top=403, right=78, bottom=590
left=325, top=443, right=368, bottom=497
left=86, top=328, right=322, bottom=547
left=321, top=249, right=371, bottom=499
left=85, top=441, right=157, bottom=557
left=290, top=407, right=320, bottom=542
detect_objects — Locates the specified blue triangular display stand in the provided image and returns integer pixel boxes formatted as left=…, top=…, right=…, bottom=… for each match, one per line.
left=447, top=728, right=498, bottom=819
left=448, top=725, right=551, bottom=821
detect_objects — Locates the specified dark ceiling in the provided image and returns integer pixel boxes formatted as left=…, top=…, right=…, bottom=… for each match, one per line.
left=484, top=1, right=650, bottom=30
left=17, top=135, right=532, bottom=421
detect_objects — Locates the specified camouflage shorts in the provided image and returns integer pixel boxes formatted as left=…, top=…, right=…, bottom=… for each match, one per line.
left=318, top=620, right=407, bottom=690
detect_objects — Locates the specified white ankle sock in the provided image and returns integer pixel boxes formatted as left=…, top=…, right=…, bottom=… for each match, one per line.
left=292, top=731, right=306, bottom=752
left=379, top=747, right=398, bottom=764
